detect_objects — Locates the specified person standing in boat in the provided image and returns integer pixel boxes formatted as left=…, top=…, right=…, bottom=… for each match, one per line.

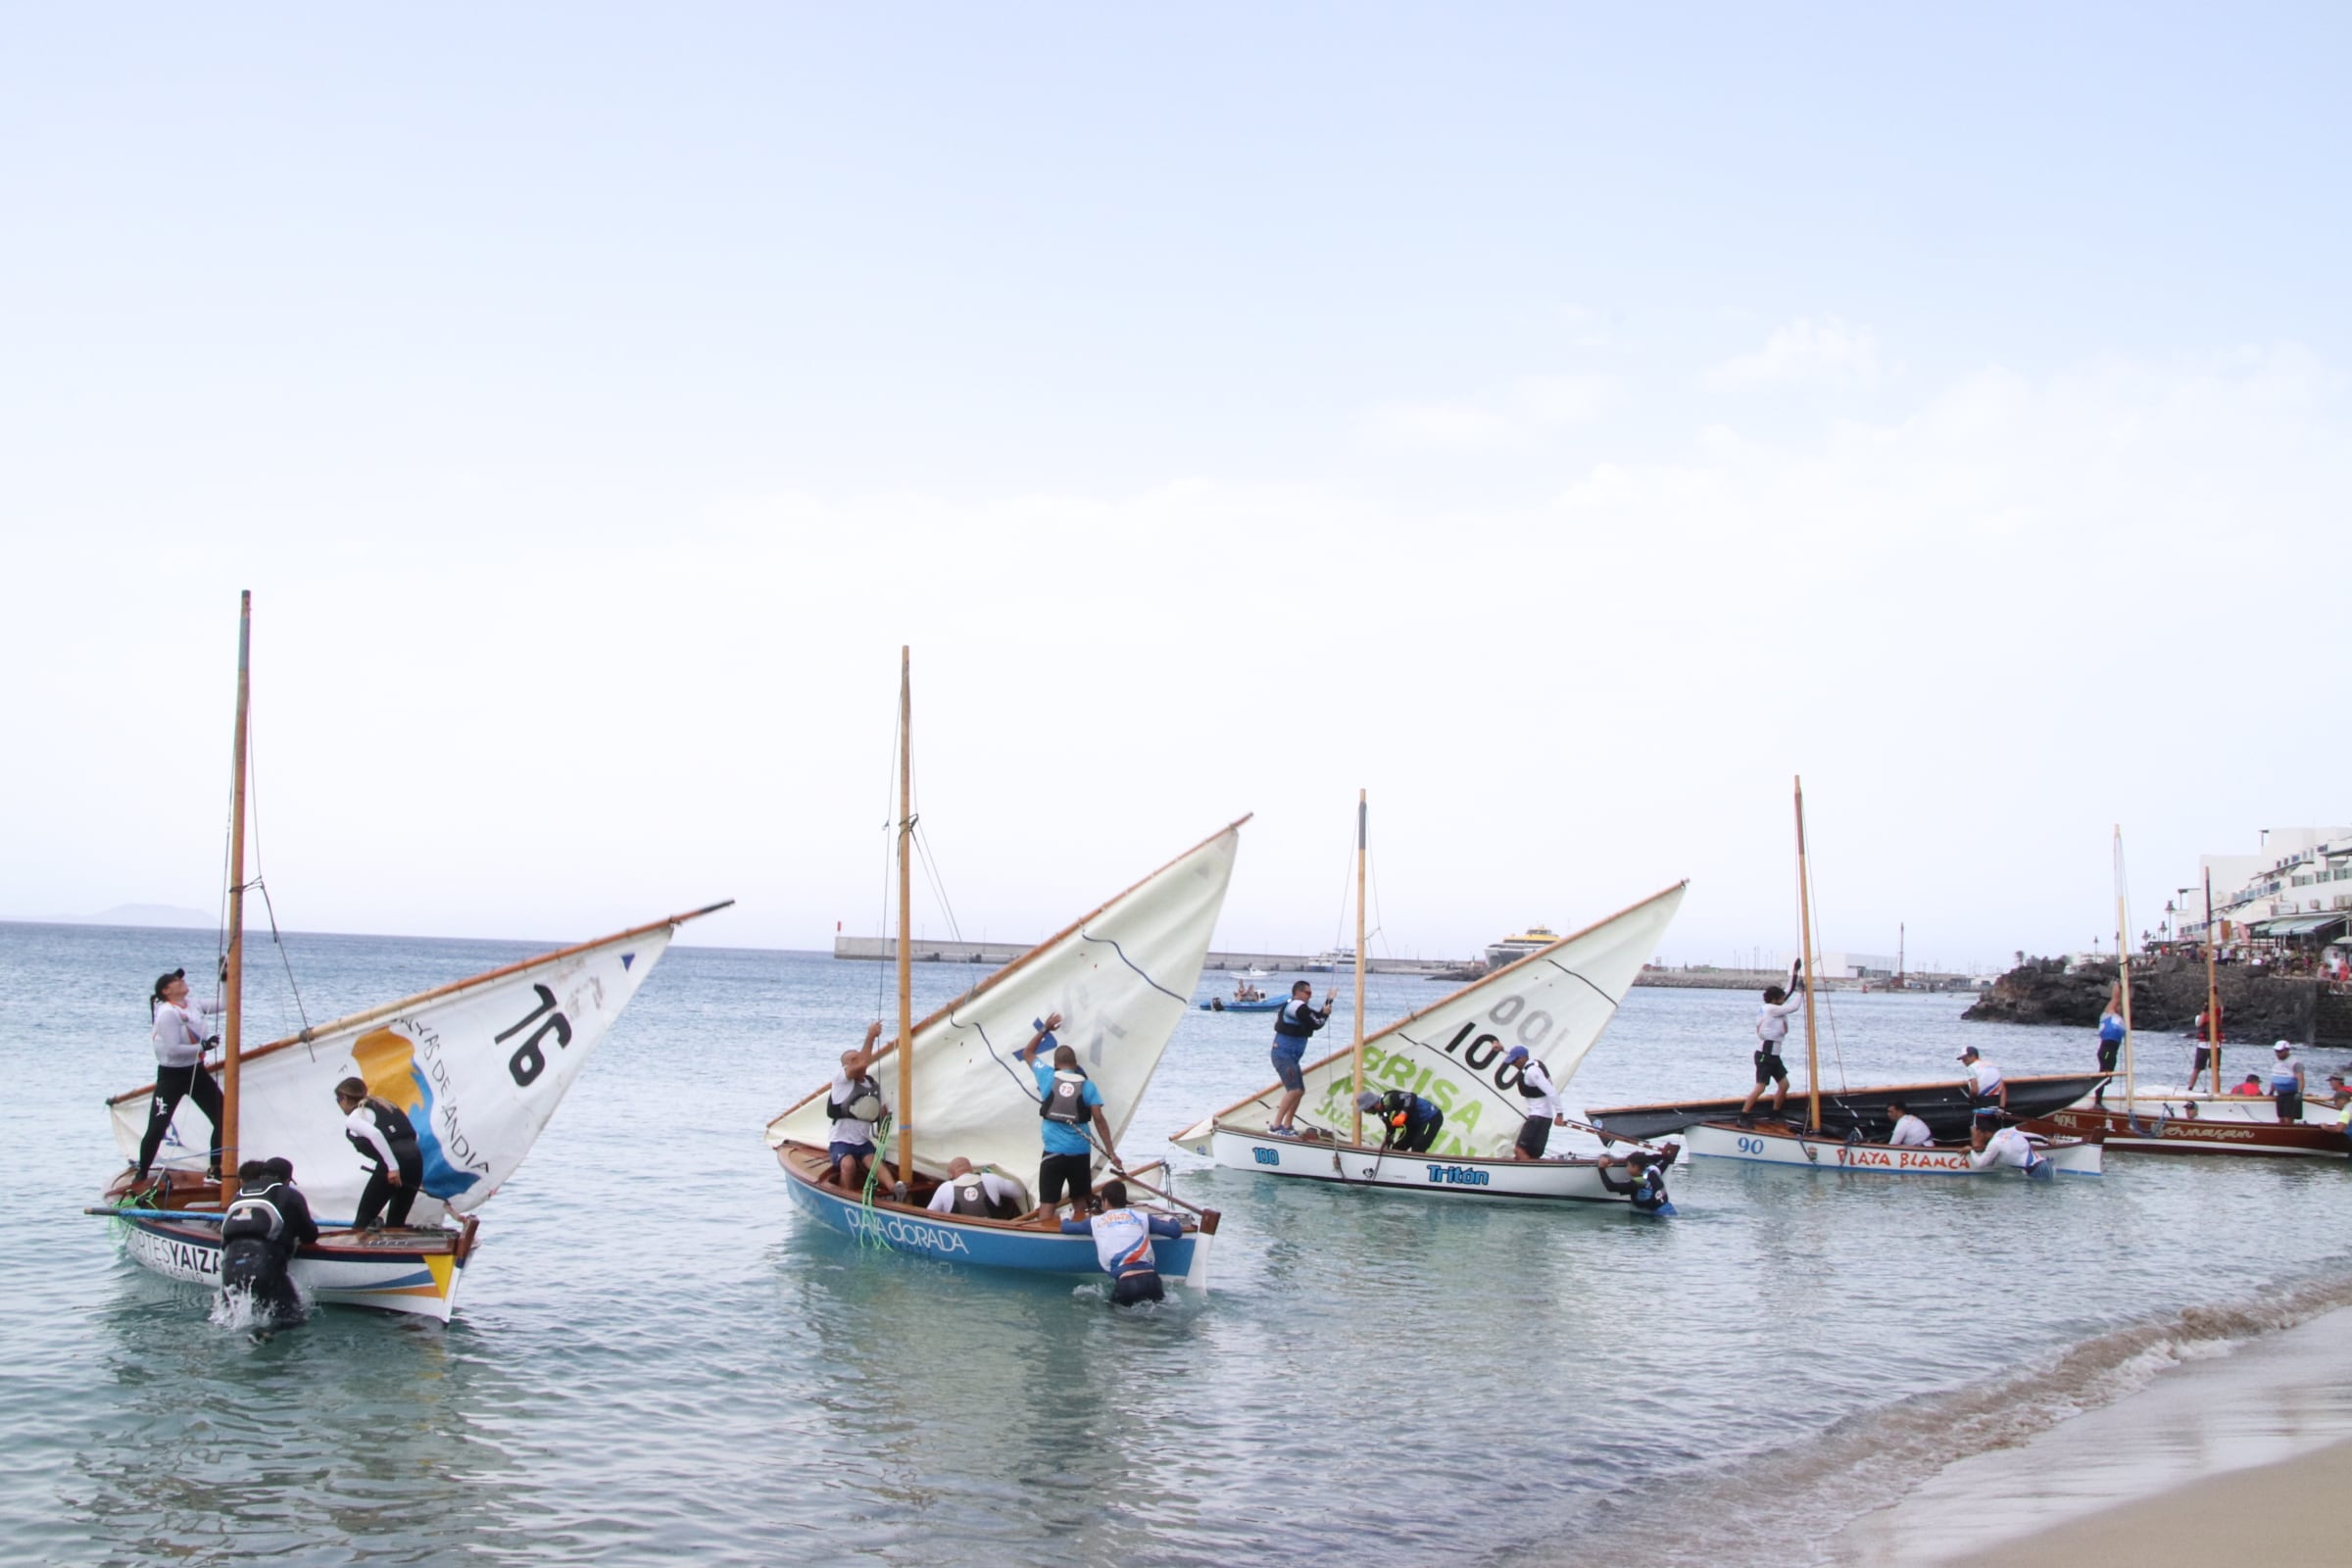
left=2190, top=998, right=2225, bottom=1087
left=822, top=1022, right=894, bottom=1194
left=2093, top=985, right=2127, bottom=1106
left=333, top=1076, right=422, bottom=1228
left=1353, top=1088, right=1445, bottom=1153
left=1958, top=1046, right=2006, bottom=1121
left=2269, top=1042, right=2306, bottom=1123
left=1058, top=1179, right=1182, bottom=1306
left=1018, top=1013, right=1124, bottom=1213
left=135, top=967, right=226, bottom=1183
left=1266, top=982, right=1333, bottom=1137
left=1503, top=1045, right=1568, bottom=1159
left=1739, top=966, right=1805, bottom=1125
left=1885, top=1100, right=1934, bottom=1148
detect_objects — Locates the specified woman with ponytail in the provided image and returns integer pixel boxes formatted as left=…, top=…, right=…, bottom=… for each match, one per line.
left=134, top=967, right=225, bottom=1183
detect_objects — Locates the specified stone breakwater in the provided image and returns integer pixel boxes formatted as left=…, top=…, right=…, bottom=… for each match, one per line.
left=1964, top=956, right=2352, bottom=1047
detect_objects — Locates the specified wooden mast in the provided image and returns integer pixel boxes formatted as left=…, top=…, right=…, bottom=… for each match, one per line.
left=895, top=646, right=914, bottom=1191
left=2114, top=826, right=2135, bottom=1103
left=219, top=590, right=252, bottom=1197
left=1349, top=789, right=1367, bottom=1148
left=2203, top=868, right=2223, bottom=1094
left=1795, top=776, right=1822, bottom=1133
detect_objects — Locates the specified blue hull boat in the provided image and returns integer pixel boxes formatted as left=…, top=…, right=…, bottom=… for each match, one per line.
left=1199, top=997, right=1284, bottom=1012
left=776, top=1143, right=1215, bottom=1286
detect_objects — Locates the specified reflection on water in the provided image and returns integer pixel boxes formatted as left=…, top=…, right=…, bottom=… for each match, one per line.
left=5, top=922, right=2351, bottom=1566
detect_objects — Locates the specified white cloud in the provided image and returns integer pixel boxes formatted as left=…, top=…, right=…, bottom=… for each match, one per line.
left=1703, top=315, right=1883, bottom=389
left=1366, top=373, right=1615, bottom=451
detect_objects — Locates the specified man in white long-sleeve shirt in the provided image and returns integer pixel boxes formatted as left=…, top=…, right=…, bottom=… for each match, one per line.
left=136, top=967, right=226, bottom=1182
left=1740, top=968, right=1806, bottom=1125
left=1967, top=1122, right=2049, bottom=1178
left=1885, top=1100, right=1934, bottom=1148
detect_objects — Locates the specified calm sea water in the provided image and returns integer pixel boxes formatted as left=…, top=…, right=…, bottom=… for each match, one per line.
left=5, top=920, right=2350, bottom=1567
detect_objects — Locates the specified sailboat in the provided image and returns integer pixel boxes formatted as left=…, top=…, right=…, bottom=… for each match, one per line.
left=1675, top=778, right=2102, bottom=1176
left=2025, top=832, right=2349, bottom=1159
left=97, top=593, right=728, bottom=1320
left=764, top=650, right=1239, bottom=1283
left=1172, top=792, right=1690, bottom=1205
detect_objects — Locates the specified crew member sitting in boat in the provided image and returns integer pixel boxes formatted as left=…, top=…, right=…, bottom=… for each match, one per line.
left=1740, top=966, right=1805, bottom=1126
left=1018, top=1013, right=1124, bottom=1213
left=925, top=1156, right=1025, bottom=1220
left=2230, top=1073, right=2266, bottom=1097
left=137, top=966, right=227, bottom=1184
left=1885, top=1100, right=1933, bottom=1148
left=1958, top=1046, right=2006, bottom=1121
left=1267, top=983, right=1334, bottom=1137
left=219, top=1155, right=318, bottom=1326
left=333, top=1076, right=422, bottom=1229
left=1594, top=1150, right=1673, bottom=1213
left=1058, top=1179, right=1182, bottom=1306
left=1353, top=1088, right=1444, bottom=1153
left=1504, top=1045, right=1567, bottom=1160
left=2093, top=985, right=2127, bottom=1105
left=2270, top=1042, right=2305, bottom=1123
left=823, top=1022, right=894, bottom=1193
left=1966, top=1122, right=2050, bottom=1178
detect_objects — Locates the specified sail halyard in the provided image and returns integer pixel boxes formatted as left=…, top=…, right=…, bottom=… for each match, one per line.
left=1795, top=777, right=1822, bottom=1134
left=896, top=646, right=914, bottom=1189
left=220, top=590, right=253, bottom=1196
left=1350, top=790, right=1367, bottom=1149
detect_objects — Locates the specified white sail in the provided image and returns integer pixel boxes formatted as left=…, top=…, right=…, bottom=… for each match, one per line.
left=1174, top=882, right=1687, bottom=1157
left=767, top=821, right=1244, bottom=1182
left=112, top=911, right=708, bottom=1223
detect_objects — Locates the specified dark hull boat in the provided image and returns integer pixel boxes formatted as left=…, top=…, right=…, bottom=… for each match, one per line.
left=1588, top=1072, right=2111, bottom=1144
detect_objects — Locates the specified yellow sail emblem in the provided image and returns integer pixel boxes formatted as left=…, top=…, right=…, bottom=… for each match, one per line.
left=349, top=1027, right=481, bottom=1199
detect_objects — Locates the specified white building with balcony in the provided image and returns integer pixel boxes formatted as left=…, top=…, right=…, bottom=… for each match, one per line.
left=2176, top=826, right=2352, bottom=946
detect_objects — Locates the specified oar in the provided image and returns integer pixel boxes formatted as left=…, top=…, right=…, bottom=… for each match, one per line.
left=89, top=1206, right=363, bottom=1230
left=1113, top=1169, right=1216, bottom=1226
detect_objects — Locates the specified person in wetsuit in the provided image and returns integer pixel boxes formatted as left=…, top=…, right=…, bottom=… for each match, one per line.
left=1353, top=1089, right=1445, bottom=1152
left=334, top=1076, right=422, bottom=1228
left=219, top=1156, right=320, bottom=1326
left=136, top=967, right=226, bottom=1183
left=1595, top=1150, right=1673, bottom=1213
left=1059, top=1179, right=1184, bottom=1306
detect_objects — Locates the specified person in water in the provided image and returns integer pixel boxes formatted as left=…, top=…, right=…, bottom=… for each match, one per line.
left=1740, top=967, right=1805, bottom=1124
left=1885, top=1100, right=1934, bottom=1148
left=1018, top=1014, right=1123, bottom=1213
left=219, top=1155, right=319, bottom=1326
left=1595, top=1149, right=1672, bottom=1212
left=334, top=1076, right=422, bottom=1228
left=136, top=967, right=226, bottom=1183
left=925, top=1156, right=1025, bottom=1219
left=823, top=1022, right=894, bottom=1193
left=1059, top=1179, right=1182, bottom=1306
left=1353, top=1088, right=1444, bottom=1152
left=2270, top=1042, right=2306, bottom=1123
left=1266, top=982, right=1333, bottom=1137
left=1959, top=1046, right=2007, bottom=1120
left=1504, top=1045, right=1567, bottom=1159
left=2092, top=985, right=2127, bottom=1105
left=1967, top=1121, right=2050, bottom=1178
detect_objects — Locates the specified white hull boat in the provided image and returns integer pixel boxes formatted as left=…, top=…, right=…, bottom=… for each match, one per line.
left=1205, top=1124, right=1667, bottom=1205
left=1681, top=1120, right=2103, bottom=1176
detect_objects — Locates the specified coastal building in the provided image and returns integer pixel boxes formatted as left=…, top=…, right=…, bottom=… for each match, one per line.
left=1812, top=951, right=1900, bottom=980
left=2175, top=826, right=2352, bottom=947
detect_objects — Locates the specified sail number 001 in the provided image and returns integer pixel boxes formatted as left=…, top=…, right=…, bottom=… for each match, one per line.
left=497, top=984, right=574, bottom=1087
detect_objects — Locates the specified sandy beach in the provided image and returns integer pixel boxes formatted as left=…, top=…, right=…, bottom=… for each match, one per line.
left=1834, top=1302, right=2352, bottom=1566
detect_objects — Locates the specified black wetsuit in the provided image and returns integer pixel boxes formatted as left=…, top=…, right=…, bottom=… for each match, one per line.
left=136, top=1064, right=224, bottom=1180
left=1597, top=1162, right=1671, bottom=1213
left=219, top=1179, right=320, bottom=1325
left=347, top=1099, right=424, bottom=1227
left=1372, top=1091, right=1445, bottom=1153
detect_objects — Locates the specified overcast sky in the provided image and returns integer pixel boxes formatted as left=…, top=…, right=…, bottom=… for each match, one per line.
left=5, top=6, right=2345, bottom=972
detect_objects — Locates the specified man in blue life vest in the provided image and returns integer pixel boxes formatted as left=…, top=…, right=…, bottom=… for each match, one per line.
left=2093, top=984, right=2127, bottom=1105
left=1018, top=1013, right=1124, bottom=1214
left=1267, top=982, right=1334, bottom=1137
left=1059, top=1179, right=1183, bottom=1306
left=1353, top=1088, right=1444, bottom=1152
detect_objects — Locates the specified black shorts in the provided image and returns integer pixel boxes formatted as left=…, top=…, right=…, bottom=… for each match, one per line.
left=2277, top=1090, right=2303, bottom=1122
left=1111, top=1270, right=1164, bottom=1306
left=1516, top=1115, right=1551, bottom=1158
left=1398, top=1109, right=1444, bottom=1154
left=1754, top=1051, right=1788, bottom=1086
left=2097, top=1041, right=2121, bottom=1073
left=1038, top=1152, right=1093, bottom=1207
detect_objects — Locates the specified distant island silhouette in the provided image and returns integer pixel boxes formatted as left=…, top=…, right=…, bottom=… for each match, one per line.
left=71, top=904, right=215, bottom=928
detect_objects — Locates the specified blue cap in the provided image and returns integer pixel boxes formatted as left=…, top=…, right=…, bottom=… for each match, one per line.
left=1504, top=1045, right=1529, bottom=1064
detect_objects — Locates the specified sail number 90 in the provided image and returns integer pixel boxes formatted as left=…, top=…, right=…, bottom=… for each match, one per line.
left=497, top=984, right=573, bottom=1086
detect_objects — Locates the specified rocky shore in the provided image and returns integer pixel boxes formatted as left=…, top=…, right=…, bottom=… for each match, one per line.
left=1964, top=956, right=2352, bottom=1047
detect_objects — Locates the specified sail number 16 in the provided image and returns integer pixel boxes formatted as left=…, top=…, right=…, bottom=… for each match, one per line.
left=498, top=984, right=574, bottom=1087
